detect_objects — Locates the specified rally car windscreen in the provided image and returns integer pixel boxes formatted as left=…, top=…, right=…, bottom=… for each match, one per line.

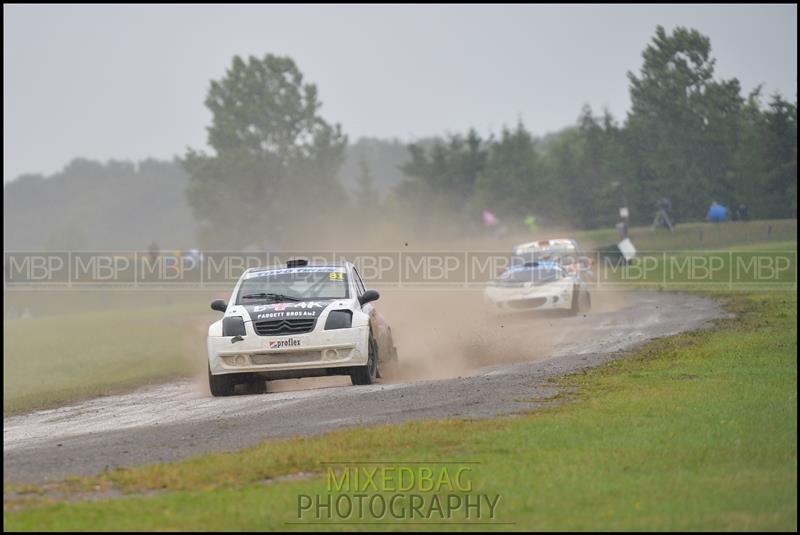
left=515, top=249, right=577, bottom=267
left=494, top=265, right=562, bottom=286
left=514, top=241, right=578, bottom=267
left=237, top=268, right=349, bottom=303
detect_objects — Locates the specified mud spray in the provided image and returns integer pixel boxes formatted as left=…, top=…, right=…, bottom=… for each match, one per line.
left=260, top=286, right=631, bottom=394
left=185, top=223, right=633, bottom=394
left=380, top=287, right=630, bottom=381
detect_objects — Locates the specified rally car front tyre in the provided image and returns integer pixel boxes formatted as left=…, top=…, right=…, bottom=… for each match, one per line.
left=208, top=364, right=236, bottom=397
left=243, top=379, right=267, bottom=395
left=351, top=335, right=379, bottom=386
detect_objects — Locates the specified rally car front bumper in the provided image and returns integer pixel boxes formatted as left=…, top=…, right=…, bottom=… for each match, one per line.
left=484, top=283, right=573, bottom=312
left=208, top=324, right=370, bottom=376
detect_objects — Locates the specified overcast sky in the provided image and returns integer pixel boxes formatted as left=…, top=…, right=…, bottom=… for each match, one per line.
left=3, top=4, right=797, bottom=182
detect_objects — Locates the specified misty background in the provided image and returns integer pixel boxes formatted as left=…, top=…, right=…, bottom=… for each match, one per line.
left=3, top=4, right=797, bottom=251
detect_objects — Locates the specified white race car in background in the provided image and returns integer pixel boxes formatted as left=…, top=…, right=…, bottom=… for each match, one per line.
left=484, top=260, right=591, bottom=315
left=513, top=238, right=594, bottom=282
left=207, top=259, right=398, bottom=396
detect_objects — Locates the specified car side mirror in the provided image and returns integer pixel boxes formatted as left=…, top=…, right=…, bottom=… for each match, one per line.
left=211, top=299, right=227, bottom=312
left=359, top=289, right=380, bottom=306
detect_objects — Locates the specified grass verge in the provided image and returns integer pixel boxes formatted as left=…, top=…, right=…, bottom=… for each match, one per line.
left=4, top=291, right=796, bottom=530
left=3, top=301, right=211, bottom=414
left=598, top=240, right=797, bottom=293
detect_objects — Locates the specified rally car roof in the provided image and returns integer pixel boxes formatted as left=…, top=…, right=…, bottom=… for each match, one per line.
left=506, top=260, right=563, bottom=272
left=244, top=261, right=349, bottom=275
left=514, top=238, right=578, bottom=254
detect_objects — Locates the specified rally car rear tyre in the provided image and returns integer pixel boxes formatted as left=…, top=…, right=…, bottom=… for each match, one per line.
left=351, top=335, right=379, bottom=385
left=208, top=364, right=236, bottom=397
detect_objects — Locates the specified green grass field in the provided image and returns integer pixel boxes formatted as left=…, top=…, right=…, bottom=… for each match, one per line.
left=574, top=218, right=797, bottom=252
left=3, top=297, right=214, bottom=414
left=4, top=291, right=797, bottom=530
left=599, top=240, right=797, bottom=292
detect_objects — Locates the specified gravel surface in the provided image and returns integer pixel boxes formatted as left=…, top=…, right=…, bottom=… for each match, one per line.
left=3, top=291, right=724, bottom=484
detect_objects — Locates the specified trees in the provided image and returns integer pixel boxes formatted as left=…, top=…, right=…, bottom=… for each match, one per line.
left=7, top=30, right=794, bottom=256
left=388, top=27, right=790, bottom=234
left=352, top=159, right=380, bottom=215
left=475, top=122, right=541, bottom=219
left=623, top=26, right=796, bottom=224
left=400, top=129, right=487, bottom=208
left=392, top=129, right=489, bottom=231
left=336, top=137, right=410, bottom=199
left=542, top=107, right=631, bottom=229
left=625, top=25, right=744, bottom=223
left=178, top=36, right=792, bottom=246
left=759, top=95, right=797, bottom=218
left=3, top=158, right=195, bottom=250
left=734, top=91, right=797, bottom=219
left=183, top=54, right=347, bottom=249
left=393, top=115, right=631, bottom=232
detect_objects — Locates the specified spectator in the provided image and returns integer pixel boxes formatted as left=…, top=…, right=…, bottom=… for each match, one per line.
left=706, top=201, right=729, bottom=223
left=652, top=197, right=675, bottom=231
left=736, top=203, right=750, bottom=222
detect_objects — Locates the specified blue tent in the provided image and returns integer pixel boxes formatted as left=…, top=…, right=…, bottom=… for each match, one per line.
left=706, top=202, right=729, bottom=222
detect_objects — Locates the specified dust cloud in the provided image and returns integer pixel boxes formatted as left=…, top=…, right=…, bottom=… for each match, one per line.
left=6, top=213, right=633, bottom=402
left=239, top=286, right=631, bottom=396
left=202, top=224, right=633, bottom=393
left=379, top=287, right=630, bottom=382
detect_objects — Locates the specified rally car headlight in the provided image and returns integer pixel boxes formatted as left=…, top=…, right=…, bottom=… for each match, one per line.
left=222, top=316, right=246, bottom=337
left=324, top=310, right=352, bottom=330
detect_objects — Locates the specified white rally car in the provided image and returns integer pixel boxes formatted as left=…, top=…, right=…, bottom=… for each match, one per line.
left=207, top=259, right=398, bottom=396
left=484, top=260, right=591, bottom=315
left=513, top=238, right=594, bottom=282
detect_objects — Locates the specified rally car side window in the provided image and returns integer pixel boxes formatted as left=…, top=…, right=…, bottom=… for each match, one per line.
left=352, top=267, right=367, bottom=297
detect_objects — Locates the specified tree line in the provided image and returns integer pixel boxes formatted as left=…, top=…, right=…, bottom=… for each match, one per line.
left=183, top=26, right=795, bottom=248
left=3, top=158, right=196, bottom=251
left=377, top=26, right=796, bottom=235
left=5, top=26, right=795, bottom=251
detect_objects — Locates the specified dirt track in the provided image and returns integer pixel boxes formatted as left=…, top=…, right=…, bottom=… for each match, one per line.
left=3, top=291, right=724, bottom=484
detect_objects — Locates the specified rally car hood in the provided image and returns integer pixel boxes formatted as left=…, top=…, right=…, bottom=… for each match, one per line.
left=226, top=299, right=352, bottom=322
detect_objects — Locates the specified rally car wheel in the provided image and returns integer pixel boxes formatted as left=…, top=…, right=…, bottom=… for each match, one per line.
left=351, top=335, right=379, bottom=386
left=208, top=364, right=236, bottom=397
left=242, top=378, right=267, bottom=395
